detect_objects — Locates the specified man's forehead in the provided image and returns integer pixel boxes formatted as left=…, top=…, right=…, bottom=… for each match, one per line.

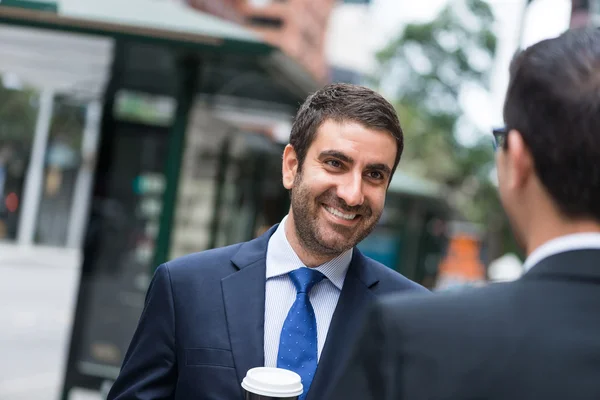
left=310, top=121, right=395, bottom=154
left=312, top=120, right=394, bottom=144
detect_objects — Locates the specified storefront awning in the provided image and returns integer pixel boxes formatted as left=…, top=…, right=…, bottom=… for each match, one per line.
left=0, top=0, right=320, bottom=102
left=0, top=0, right=271, bottom=54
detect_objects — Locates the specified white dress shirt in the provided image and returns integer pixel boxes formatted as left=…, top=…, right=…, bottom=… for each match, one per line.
left=263, top=215, right=353, bottom=368
left=523, top=232, right=600, bottom=272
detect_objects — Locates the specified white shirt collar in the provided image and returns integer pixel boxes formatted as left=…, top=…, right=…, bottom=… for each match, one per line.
left=523, top=232, right=600, bottom=272
left=266, top=215, right=353, bottom=290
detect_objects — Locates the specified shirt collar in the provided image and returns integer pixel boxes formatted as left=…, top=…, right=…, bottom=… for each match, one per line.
left=524, top=232, right=600, bottom=272
left=266, top=215, right=353, bottom=290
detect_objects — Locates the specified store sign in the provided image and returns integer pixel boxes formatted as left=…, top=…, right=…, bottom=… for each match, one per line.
left=114, top=90, right=176, bottom=127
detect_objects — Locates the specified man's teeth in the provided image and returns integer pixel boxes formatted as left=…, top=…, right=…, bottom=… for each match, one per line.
left=325, top=206, right=356, bottom=220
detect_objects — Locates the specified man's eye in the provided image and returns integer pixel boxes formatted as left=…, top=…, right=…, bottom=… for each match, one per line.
left=326, top=160, right=342, bottom=168
left=368, top=171, right=384, bottom=180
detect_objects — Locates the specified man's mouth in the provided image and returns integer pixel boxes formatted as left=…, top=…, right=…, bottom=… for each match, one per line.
left=323, top=205, right=359, bottom=221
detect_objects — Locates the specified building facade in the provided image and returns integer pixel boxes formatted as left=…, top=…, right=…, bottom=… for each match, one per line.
left=188, top=0, right=337, bottom=83
left=0, top=0, right=311, bottom=252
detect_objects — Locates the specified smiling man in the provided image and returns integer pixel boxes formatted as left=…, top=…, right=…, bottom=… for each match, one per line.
left=107, top=83, right=427, bottom=400
left=283, top=119, right=394, bottom=267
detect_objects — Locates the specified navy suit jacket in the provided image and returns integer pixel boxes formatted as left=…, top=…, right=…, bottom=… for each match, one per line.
left=107, top=225, right=427, bottom=400
left=327, top=249, right=600, bottom=400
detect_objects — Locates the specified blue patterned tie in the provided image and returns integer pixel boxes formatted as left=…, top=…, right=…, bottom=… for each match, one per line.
left=277, top=268, right=325, bottom=400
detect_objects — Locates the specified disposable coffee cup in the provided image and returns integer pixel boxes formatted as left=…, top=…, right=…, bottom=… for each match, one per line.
left=241, top=367, right=303, bottom=400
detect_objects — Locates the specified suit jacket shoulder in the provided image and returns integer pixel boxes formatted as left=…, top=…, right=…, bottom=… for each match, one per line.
left=331, top=249, right=600, bottom=400
left=380, top=281, right=516, bottom=332
left=164, top=243, right=244, bottom=280
left=359, top=253, right=429, bottom=294
left=328, top=282, right=518, bottom=400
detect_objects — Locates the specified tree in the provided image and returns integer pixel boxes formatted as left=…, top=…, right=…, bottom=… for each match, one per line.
left=0, top=77, right=38, bottom=142
left=374, top=0, right=521, bottom=259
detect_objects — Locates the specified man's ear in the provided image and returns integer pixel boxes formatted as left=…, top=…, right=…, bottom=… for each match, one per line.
left=506, top=129, right=534, bottom=190
left=282, top=144, right=299, bottom=189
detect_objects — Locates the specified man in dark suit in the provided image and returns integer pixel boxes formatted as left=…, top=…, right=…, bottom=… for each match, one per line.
left=327, top=28, right=600, bottom=400
left=107, top=83, right=427, bottom=400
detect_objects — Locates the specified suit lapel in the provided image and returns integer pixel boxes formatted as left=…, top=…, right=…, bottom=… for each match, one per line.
left=307, top=250, right=378, bottom=400
left=221, top=226, right=277, bottom=386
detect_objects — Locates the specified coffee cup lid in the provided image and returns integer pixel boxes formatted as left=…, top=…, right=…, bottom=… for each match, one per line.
left=241, top=367, right=303, bottom=397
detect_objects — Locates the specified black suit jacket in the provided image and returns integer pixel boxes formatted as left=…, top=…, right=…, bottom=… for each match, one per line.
left=107, top=224, right=427, bottom=400
left=328, top=249, right=600, bottom=400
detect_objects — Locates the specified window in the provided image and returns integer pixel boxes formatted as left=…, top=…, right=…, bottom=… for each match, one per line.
left=0, top=76, right=37, bottom=241
left=35, top=96, right=85, bottom=246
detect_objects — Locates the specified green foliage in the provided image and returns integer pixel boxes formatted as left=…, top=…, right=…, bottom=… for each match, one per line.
left=0, top=77, right=38, bottom=142
left=374, top=0, right=504, bottom=226
left=0, top=78, right=85, bottom=148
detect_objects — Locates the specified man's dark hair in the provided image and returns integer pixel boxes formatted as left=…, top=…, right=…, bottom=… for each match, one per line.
left=289, top=83, right=404, bottom=178
left=503, top=27, right=600, bottom=221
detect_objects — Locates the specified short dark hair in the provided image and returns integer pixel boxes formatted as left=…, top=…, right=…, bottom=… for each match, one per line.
left=289, top=83, right=404, bottom=177
left=503, top=28, right=600, bottom=221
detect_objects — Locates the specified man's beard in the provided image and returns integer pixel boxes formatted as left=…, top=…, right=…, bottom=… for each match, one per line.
left=289, top=171, right=382, bottom=258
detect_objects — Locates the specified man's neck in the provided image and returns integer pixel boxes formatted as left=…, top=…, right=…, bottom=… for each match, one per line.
left=283, top=216, right=339, bottom=268
left=525, top=218, right=600, bottom=256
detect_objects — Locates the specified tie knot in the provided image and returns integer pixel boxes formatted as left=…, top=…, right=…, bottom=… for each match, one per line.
left=289, top=268, right=325, bottom=294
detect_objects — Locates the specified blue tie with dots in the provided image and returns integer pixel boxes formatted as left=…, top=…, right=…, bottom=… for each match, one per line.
left=277, top=268, right=325, bottom=400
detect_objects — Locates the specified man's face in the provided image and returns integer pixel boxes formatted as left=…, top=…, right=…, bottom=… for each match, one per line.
left=282, top=120, right=397, bottom=257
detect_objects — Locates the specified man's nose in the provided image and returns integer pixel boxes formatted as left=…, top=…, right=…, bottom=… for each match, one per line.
left=336, top=173, right=364, bottom=207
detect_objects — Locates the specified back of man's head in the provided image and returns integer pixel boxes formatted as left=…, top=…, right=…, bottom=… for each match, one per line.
left=503, top=28, right=600, bottom=222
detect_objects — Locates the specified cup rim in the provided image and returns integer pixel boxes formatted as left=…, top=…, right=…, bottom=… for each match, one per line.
left=241, top=367, right=303, bottom=397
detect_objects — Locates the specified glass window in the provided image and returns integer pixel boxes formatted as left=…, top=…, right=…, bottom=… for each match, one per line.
left=0, top=76, right=38, bottom=241
left=170, top=105, right=289, bottom=260
left=35, top=95, right=85, bottom=246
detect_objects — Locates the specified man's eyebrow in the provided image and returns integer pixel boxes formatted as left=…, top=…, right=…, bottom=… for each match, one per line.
left=318, top=150, right=354, bottom=163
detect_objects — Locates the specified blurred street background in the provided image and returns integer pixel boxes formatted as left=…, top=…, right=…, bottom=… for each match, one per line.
left=0, top=0, right=588, bottom=398
left=0, top=245, right=80, bottom=399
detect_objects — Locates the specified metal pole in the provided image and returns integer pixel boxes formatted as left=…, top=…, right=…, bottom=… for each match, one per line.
left=17, top=88, right=54, bottom=245
left=66, top=100, right=102, bottom=249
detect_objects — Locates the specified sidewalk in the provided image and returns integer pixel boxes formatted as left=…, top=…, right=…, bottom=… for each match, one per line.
left=0, top=243, right=87, bottom=399
left=0, top=242, right=81, bottom=269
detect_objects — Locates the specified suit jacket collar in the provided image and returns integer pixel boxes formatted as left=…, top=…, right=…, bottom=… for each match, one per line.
left=523, top=249, right=600, bottom=283
left=523, top=232, right=600, bottom=272
left=349, top=246, right=380, bottom=288
left=222, top=225, right=276, bottom=387
left=223, top=224, right=382, bottom=398
left=230, top=224, right=277, bottom=271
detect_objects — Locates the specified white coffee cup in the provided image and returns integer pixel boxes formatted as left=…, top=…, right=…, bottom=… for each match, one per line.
left=241, top=367, right=303, bottom=400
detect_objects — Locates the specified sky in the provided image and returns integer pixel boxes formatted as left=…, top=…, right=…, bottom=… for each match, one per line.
left=326, top=0, right=572, bottom=145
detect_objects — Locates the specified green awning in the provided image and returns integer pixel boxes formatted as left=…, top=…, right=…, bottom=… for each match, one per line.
left=0, top=0, right=273, bottom=55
